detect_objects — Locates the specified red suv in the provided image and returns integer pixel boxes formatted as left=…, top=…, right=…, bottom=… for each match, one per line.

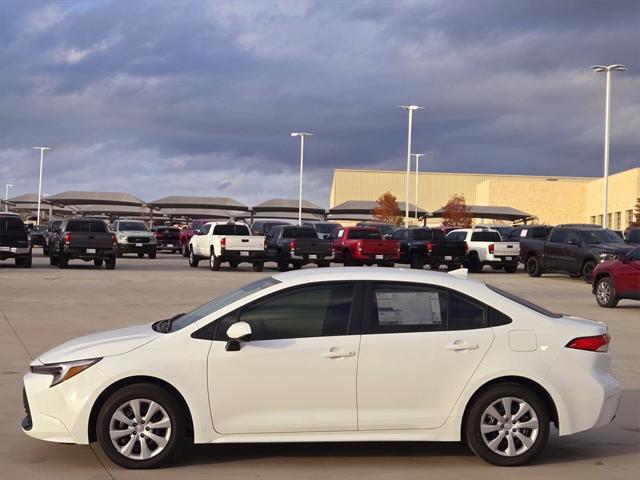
left=592, top=246, right=640, bottom=307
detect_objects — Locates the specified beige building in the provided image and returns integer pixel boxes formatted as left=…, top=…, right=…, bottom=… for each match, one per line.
left=329, top=167, right=640, bottom=228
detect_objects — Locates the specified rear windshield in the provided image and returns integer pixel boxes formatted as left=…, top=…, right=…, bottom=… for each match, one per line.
left=581, top=229, right=626, bottom=244
left=0, top=216, right=24, bottom=232
left=213, top=224, right=250, bottom=235
left=119, top=221, right=147, bottom=231
left=413, top=229, right=445, bottom=241
left=314, top=223, right=340, bottom=234
left=282, top=227, right=317, bottom=238
left=348, top=229, right=382, bottom=240
left=66, top=220, right=107, bottom=233
left=471, top=231, right=501, bottom=242
left=629, top=229, right=640, bottom=243
left=487, top=285, right=562, bottom=318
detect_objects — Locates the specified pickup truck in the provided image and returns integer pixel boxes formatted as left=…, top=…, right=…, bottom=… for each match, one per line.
left=0, top=213, right=32, bottom=268
left=390, top=227, right=467, bottom=270
left=520, top=225, right=635, bottom=283
left=265, top=225, right=333, bottom=271
left=504, top=225, right=552, bottom=243
left=48, top=218, right=117, bottom=269
left=446, top=228, right=520, bottom=273
left=330, top=226, right=400, bottom=267
left=111, top=219, right=156, bottom=258
left=179, top=219, right=209, bottom=257
left=188, top=221, right=265, bottom=271
left=151, top=226, right=181, bottom=253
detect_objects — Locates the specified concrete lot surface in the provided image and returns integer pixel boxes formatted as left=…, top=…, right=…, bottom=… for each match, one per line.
left=0, top=252, right=638, bottom=480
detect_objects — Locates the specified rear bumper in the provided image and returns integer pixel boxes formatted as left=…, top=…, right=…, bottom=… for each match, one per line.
left=0, top=246, right=30, bottom=259
left=62, top=247, right=115, bottom=259
left=354, top=253, right=399, bottom=262
left=290, top=253, right=334, bottom=262
left=156, top=242, right=180, bottom=251
left=220, top=249, right=265, bottom=262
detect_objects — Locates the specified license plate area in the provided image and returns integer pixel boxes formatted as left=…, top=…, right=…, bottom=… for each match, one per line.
left=240, top=251, right=249, bottom=257
left=375, top=254, right=383, bottom=259
left=136, top=243, right=143, bottom=247
left=309, top=254, right=317, bottom=259
left=86, top=248, right=96, bottom=254
left=445, top=255, right=452, bottom=260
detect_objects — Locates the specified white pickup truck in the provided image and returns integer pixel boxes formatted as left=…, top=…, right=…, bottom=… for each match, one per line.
left=445, top=228, right=520, bottom=273
left=188, top=222, right=265, bottom=271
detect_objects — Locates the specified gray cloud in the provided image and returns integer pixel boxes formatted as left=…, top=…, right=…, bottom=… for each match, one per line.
left=0, top=0, right=638, bottom=206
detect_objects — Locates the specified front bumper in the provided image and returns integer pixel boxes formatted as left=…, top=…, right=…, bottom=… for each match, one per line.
left=117, top=242, right=156, bottom=253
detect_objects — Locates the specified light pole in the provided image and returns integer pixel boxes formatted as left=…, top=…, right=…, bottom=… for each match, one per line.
left=4, top=183, right=13, bottom=212
left=32, top=146, right=51, bottom=225
left=398, top=105, right=423, bottom=226
left=412, top=153, right=426, bottom=219
left=290, top=132, right=313, bottom=225
left=591, top=64, right=626, bottom=228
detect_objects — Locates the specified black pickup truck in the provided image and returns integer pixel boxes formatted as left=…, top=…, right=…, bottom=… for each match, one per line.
left=520, top=225, right=634, bottom=283
left=390, top=227, right=467, bottom=270
left=265, top=225, right=333, bottom=271
left=0, top=213, right=32, bottom=268
left=48, top=218, right=117, bottom=269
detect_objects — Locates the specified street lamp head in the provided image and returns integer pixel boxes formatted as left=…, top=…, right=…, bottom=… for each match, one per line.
left=611, top=64, right=627, bottom=71
left=591, top=64, right=627, bottom=73
left=411, top=153, right=426, bottom=159
left=291, top=132, right=313, bottom=137
left=7, top=183, right=13, bottom=188
left=32, top=146, right=52, bottom=151
left=398, top=105, right=424, bottom=111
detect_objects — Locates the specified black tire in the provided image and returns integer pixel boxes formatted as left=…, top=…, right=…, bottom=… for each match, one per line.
left=105, top=256, right=116, bottom=270
left=343, top=250, right=355, bottom=267
left=42, top=245, right=48, bottom=256
left=96, top=383, right=186, bottom=469
left=317, top=261, right=330, bottom=268
left=465, top=382, right=550, bottom=466
left=58, top=255, right=69, bottom=269
left=409, top=253, right=423, bottom=270
left=94, top=259, right=104, bottom=267
left=526, top=256, right=543, bottom=277
left=292, top=262, right=302, bottom=270
left=381, top=262, right=394, bottom=267
left=252, top=261, right=264, bottom=272
left=229, top=261, right=239, bottom=269
left=447, top=264, right=460, bottom=271
left=116, top=248, right=123, bottom=258
left=209, top=250, right=221, bottom=271
left=595, top=276, right=619, bottom=308
left=15, top=256, right=32, bottom=268
left=504, top=263, right=518, bottom=274
left=188, top=249, right=199, bottom=268
left=467, top=253, right=482, bottom=273
left=181, top=243, right=189, bottom=257
left=277, top=252, right=289, bottom=272
left=49, top=255, right=58, bottom=266
left=582, top=260, right=596, bottom=283
left=148, top=250, right=156, bottom=259
left=137, top=253, right=144, bottom=258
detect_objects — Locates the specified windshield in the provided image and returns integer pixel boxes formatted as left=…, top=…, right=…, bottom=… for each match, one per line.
left=348, top=229, right=382, bottom=240
left=413, top=229, right=444, bottom=241
left=580, top=229, right=625, bottom=244
left=120, top=221, right=147, bottom=231
left=169, top=277, right=280, bottom=332
left=314, top=223, right=340, bottom=234
left=487, top=285, right=562, bottom=318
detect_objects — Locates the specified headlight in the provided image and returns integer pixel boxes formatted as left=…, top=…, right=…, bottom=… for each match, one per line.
left=598, top=253, right=616, bottom=262
left=31, top=358, right=101, bottom=387
left=117, top=234, right=127, bottom=241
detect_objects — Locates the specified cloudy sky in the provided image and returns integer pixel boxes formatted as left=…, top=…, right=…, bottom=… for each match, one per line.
left=1, top=0, right=638, bottom=207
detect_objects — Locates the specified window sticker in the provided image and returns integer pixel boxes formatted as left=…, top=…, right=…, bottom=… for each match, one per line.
left=376, top=291, right=443, bottom=326
left=520, top=229, right=528, bottom=237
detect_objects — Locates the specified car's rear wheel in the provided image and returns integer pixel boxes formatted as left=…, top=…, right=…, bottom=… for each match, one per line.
left=343, top=250, right=355, bottom=267
left=467, top=253, right=482, bottom=273
left=49, top=255, right=58, bottom=266
left=465, top=383, right=549, bottom=466
left=252, top=261, right=264, bottom=272
left=595, top=276, right=619, bottom=308
left=582, top=260, right=596, bottom=283
left=105, top=256, right=116, bottom=270
left=58, top=255, right=69, bottom=269
left=137, top=253, right=144, bottom=258
left=504, top=263, right=518, bottom=274
left=409, top=253, right=423, bottom=269
left=149, top=250, right=156, bottom=259
left=94, top=259, right=104, bottom=267
left=229, top=261, right=239, bottom=269
left=96, top=383, right=186, bottom=469
left=209, top=250, right=221, bottom=271
left=181, top=243, right=188, bottom=257
left=277, top=252, right=289, bottom=272
left=526, top=256, right=542, bottom=277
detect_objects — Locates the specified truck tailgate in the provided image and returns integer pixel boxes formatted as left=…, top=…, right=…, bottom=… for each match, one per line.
left=293, top=238, right=332, bottom=256
left=360, top=240, right=398, bottom=255
left=224, top=236, right=264, bottom=251
left=68, top=233, right=113, bottom=249
left=493, top=242, right=520, bottom=257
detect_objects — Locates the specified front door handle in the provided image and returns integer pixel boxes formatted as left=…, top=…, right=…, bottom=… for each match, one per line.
left=445, top=341, right=479, bottom=352
left=321, top=348, right=356, bottom=359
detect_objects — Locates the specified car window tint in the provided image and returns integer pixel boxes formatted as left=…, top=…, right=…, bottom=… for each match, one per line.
left=0, top=216, right=24, bottom=232
left=565, top=231, right=581, bottom=245
left=488, top=307, right=512, bottom=327
left=625, top=247, right=640, bottom=261
left=213, top=224, right=250, bottom=235
left=66, top=220, right=107, bottom=233
left=532, top=227, right=550, bottom=239
left=282, top=227, right=317, bottom=238
left=412, top=229, right=434, bottom=241
left=471, top=231, right=501, bottom=242
left=370, top=284, right=447, bottom=333
left=200, top=224, right=211, bottom=235
left=348, top=229, right=382, bottom=240
left=234, top=283, right=355, bottom=341
left=549, top=230, right=565, bottom=243
left=448, top=293, right=486, bottom=330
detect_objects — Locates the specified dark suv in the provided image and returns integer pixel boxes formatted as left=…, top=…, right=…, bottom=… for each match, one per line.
left=0, top=213, right=32, bottom=268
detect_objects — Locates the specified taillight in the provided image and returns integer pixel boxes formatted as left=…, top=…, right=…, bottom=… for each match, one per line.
left=289, top=240, right=296, bottom=253
left=111, top=234, right=117, bottom=246
left=64, top=232, right=71, bottom=245
left=464, top=242, right=468, bottom=253
left=155, top=231, right=162, bottom=239
left=566, top=334, right=610, bottom=353
left=221, top=237, right=226, bottom=248
left=488, top=244, right=495, bottom=254
left=357, top=241, right=362, bottom=253
left=264, top=237, right=268, bottom=249
left=426, top=242, right=433, bottom=253
left=396, top=241, right=400, bottom=254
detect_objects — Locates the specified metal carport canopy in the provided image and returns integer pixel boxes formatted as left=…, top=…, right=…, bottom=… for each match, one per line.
left=71, top=204, right=152, bottom=217
left=46, top=191, right=145, bottom=206
left=430, top=205, right=533, bottom=221
left=149, top=196, right=249, bottom=212
left=251, top=198, right=326, bottom=215
left=328, top=200, right=427, bottom=218
left=159, top=207, right=250, bottom=219
left=7, top=193, right=47, bottom=205
left=251, top=210, right=323, bottom=221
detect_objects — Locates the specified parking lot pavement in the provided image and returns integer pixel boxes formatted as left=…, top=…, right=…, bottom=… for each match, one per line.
left=1, top=252, right=638, bottom=480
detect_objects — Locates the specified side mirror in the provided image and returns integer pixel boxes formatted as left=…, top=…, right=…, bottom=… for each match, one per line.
left=225, top=321, right=252, bottom=351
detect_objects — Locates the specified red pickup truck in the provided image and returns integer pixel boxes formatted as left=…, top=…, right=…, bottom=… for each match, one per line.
left=179, top=220, right=209, bottom=257
left=330, top=227, right=400, bottom=266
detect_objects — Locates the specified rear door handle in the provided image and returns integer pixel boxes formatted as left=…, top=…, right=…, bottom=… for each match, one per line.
left=321, top=348, right=355, bottom=359
left=445, top=341, right=479, bottom=352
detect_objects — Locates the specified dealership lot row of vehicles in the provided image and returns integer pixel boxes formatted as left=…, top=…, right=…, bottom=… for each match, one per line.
left=2, top=212, right=639, bottom=307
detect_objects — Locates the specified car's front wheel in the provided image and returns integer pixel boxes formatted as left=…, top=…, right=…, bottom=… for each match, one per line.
left=465, top=383, right=549, bottom=466
left=582, top=260, right=596, bottom=283
left=595, top=276, right=619, bottom=308
left=96, top=383, right=186, bottom=469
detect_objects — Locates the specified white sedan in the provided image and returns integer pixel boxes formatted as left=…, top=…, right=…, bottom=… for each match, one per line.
left=22, top=268, right=620, bottom=468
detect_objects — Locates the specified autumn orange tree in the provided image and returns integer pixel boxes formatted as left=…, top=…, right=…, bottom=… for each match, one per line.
left=441, top=193, right=472, bottom=228
left=372, top=191, right=403, bottom=226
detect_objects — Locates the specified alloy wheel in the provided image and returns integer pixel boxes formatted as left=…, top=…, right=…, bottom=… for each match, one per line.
left=109, top=398, right=172, bottom=461
left=479, top=396, right=539, bottom=457
left=596, top=280, right=611, bottom=304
